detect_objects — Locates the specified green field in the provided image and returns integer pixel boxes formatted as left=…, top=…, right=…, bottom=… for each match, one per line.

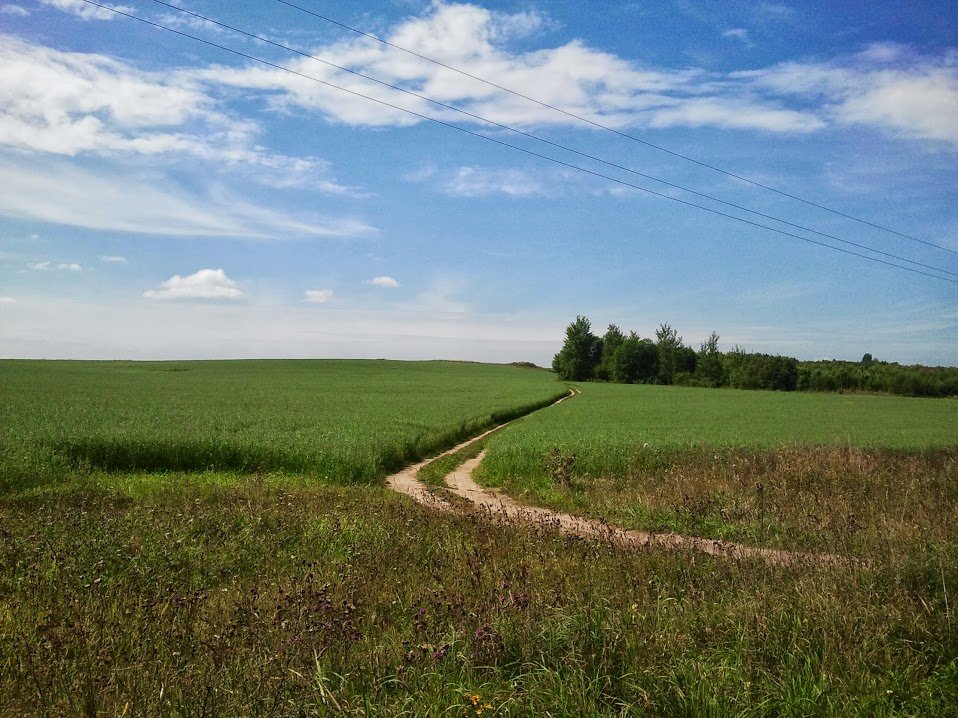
left=479, top=382, right=958, bottom=556
left=0, top=359, right=566, bottom=492
left=2, top=361, right=956, bottom=716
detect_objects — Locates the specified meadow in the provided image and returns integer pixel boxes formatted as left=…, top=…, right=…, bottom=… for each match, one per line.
left=0, top=359, right=565, bottom=492
left=2, top=362, right=956, bottom=716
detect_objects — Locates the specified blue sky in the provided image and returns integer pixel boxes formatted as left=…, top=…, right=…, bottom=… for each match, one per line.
left=1, top=0, right=956, bottom=364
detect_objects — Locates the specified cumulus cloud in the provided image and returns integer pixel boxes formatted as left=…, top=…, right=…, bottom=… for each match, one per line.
left=369, top=276, right=400, bottom=288
left=99, top=255, right=127, bottom=264
left=37, top=0, right=132, bottom=21
left=144, top=269, right=244, bottom=301
left=304, top=288, right=334, bottom=303
left=29, top=261, right=82, bottom=271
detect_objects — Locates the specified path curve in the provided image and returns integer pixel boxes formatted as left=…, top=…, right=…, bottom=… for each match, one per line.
left=386, top=387, right=855, bottom=568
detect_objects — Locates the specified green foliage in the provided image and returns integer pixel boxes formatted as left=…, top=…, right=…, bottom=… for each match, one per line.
left=655, top=322, right=683, bottom=384
left=556, top=316, right=957, bottom=397
left=0, top=359, right=566, bottom=493
left=595, top=324, right=625, bottom=381
left=610, top=333, right=658, bottom=384
left=552, top=315, right=601, bottom=381
left=724, top=349, right=798, bottom=391
left=798, top=359, right=958, bottom=398
left=697, top=331, right=725, bottom=386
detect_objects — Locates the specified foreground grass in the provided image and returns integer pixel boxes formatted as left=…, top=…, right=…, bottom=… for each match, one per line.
left=479, top=383, right=958, bottom=557
left=2, top=477, right=956, bottom=717
left=0, top=360, right=565, bottom=492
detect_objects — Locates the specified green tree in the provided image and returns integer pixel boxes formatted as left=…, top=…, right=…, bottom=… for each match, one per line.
left=596, top=324, right=625, bottom=381
left=611, top=333, right=658, bottom=384
left=552, top=316, right=601, bottom=381
left=697, top=331, right=725, bottom=386
left=655, top=323, right=683, bottom=385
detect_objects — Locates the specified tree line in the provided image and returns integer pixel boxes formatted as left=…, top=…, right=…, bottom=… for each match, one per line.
left=552, top=316, right=958, bottom=398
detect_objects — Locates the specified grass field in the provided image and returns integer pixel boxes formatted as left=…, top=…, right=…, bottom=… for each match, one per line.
left=0, top=359, right=565, bottom=493
left=2, top=362, right=956, bottom=716
left=3, top=479, right=956, bottom=717
left=479, top=382, right=958, bottom=556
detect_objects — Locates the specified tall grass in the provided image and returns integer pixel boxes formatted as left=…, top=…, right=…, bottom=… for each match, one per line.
left=2, top=479, right=955, bottom=716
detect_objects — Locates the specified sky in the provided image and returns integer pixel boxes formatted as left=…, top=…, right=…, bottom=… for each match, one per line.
left=1, top=0, right=956, bottom=365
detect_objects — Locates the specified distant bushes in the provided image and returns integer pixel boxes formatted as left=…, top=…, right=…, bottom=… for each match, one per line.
left=798, top=359, right=958, bottom=398
left=553, top=316, right=957, bottom=397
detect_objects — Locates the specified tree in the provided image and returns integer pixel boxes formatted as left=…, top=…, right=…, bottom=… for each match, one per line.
left=611, top=333, right=658, bottom=384
left=596, top=324, right=625, bottom=381
left=655, top=323, right=683, bottom=384
left=697, top=331, right=725, bottom=386
left=552, top=316, right=601, bottom=381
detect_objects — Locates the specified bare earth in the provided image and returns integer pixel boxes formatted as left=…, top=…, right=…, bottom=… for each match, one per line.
left=386, top=388, right=853, bottom=567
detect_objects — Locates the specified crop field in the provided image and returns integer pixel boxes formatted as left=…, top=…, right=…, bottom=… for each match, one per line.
left=0, top=359, right=566, bottom=492
left=2, top=362, right=956, bottom=716
left=479, top=382, right=958, bottom=556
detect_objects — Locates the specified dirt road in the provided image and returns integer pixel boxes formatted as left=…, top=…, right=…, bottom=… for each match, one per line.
left=386, top=388, right=854, bottom=567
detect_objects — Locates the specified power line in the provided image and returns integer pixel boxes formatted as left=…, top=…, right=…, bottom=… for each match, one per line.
left=274, top=0, right=958, bottom=258
left=138, top=0, right=958, bottom=279
left=76, top=1, right=958, bottom=284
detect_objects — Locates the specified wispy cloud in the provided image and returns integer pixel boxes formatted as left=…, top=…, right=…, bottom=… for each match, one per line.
left=369, top=276, right=400, bottom=288
left=99, top=255, right=127, bottom=264
left=0, top=34, right=363, bottom=193
left=0, top=4, right=29, bottom=17
left=29, top=261, right=82, bottom=271
left=0, top=156, right=375, bottom=238
left=722, top=28, right=750, bottom=43
left=37, top=0, right=132, bottom=21
left=144, top=269, right=245, bottom=301
left=0, top=296, right=15, bottom=303
left=304, top=288, right=334, bottom=303
left=444, top=166, right=545, bottom=197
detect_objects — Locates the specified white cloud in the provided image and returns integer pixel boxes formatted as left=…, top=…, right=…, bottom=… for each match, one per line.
left=0, top=296, right=15, bottom=303
left=37, top=0, right=131, bottom=21
left=144, top=269, right=245, bottom=301
left=29, top=261, right=82, bottom=271
left=722, top=28, right=750, bottom=43
left=1, top=5, right=29, bottom=16
left=196, top=2, right=822, bottom=135
left=0, top=35, right=362, bottom=193
left=99, top=255, right=127, bottom=264
left=0, top=156, right=375, bottom=238
left=444, top=166, right=545, bottom=197
left=370, top=276, right=400, bottom=288
left=754, top=2, right=796, bottom=22
left=739, top=44, right=958, bottom=145
left=304, top=288, right=334, bottom=303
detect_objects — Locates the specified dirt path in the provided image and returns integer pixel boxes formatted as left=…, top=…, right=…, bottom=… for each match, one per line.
left=386, top=388, right=578, bottom=508
left=386, top=388, right=854, bottom=567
